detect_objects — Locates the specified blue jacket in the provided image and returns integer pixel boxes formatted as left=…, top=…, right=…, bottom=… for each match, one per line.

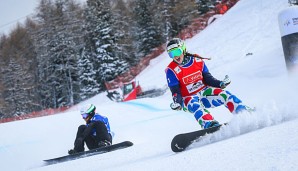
left=87, top=113, right=111, bottom=137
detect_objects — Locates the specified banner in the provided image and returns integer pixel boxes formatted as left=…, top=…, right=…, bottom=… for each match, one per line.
left=278, top=6, right=298, bottom=72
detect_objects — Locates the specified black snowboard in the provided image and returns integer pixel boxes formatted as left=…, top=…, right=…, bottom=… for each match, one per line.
left=44, top=141, right=133, bottom=165
left=171, top=124, right=225, bottom=152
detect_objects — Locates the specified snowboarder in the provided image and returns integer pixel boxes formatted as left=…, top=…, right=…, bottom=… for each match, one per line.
left=165, top=38, right=253, bottom=129
left=68, top=104, right=112, bottom=154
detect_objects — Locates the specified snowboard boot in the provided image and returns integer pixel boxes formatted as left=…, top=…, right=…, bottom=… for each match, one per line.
left=68, top=149, right=78, bottom=155
left=204, top=120, right=220, bottom=129
left=235, top=105, right=256, bottom=114
left=98, top=140, right=112, bottom=148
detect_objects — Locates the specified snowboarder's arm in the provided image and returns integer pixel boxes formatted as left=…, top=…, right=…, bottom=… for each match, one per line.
left=202, top=64, right=231, bottom=89
left=202, top=63, right=222, bottom=88
left=169, top=84, right=183, bottom=106
left=166, top=68, right=183, bottom=110
left=202, top=71, right=221, bottom=87
left=169, top=85, right=183, bottom=111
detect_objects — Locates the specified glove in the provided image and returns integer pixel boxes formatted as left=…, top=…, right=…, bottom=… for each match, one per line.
left=170, top=102, right=182, bottom=111
left=220, top=75, right=231, bottom=89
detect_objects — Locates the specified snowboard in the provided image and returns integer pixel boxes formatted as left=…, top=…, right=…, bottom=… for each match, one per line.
left=171, top=124, right=225, bottom=152
left=44, top=141, right=133, bottom=165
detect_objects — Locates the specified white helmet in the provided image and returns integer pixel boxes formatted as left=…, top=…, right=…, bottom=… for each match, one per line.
left=166, top=38, right=186, bottom=54
left=80, top=104, right=96, bottom=116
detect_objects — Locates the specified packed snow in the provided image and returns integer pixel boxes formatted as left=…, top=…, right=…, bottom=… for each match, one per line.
left=1, top=0, right=298, bottom=170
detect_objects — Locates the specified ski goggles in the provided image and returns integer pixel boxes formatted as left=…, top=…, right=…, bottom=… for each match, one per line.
left=168, top=47, right=183, bottom=59
left=81, top=113, right=89, bottom=119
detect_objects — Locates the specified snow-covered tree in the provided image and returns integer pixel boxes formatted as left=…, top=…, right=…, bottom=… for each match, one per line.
left=34, top=0, right=84, bottom=108
left=78, top=47, right=100, bottom=100
left=196, top=0, right=213, bottom=15
left=113, top=0, right=137, bottom=66
left=84, top=0, right=129, bottom=84
left=0, top=24, right=40, bottom=116
left=132, top=0, right=162, bottom=59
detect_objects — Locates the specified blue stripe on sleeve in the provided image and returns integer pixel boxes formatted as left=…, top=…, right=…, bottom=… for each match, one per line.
left=166, top=68, right=179, bottom=87
left=202, top=62, right=209, bottom=73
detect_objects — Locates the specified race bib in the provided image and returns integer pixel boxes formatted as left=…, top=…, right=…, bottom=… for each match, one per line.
left=186, top=81, right=205, bottom=93
left=182, top=71, right=203, bottom=84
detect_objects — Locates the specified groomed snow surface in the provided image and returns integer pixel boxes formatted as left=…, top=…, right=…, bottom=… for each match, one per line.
left=1, top=0, right=298, bottom=170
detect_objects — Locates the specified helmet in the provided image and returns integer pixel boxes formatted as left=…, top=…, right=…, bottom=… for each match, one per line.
left=166, top=38, right=190, bottom=65
left=80, top=104, right=96, bottom=118
left=166, top=38, right=186, bottom=58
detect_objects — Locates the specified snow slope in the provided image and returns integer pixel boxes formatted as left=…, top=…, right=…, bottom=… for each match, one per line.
left=1, top=0, right=298, bottom=170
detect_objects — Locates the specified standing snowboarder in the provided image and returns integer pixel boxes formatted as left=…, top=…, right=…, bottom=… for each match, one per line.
left=68, top=104, right=112, bottom=154
left=165, top=38, right=252, bottom=129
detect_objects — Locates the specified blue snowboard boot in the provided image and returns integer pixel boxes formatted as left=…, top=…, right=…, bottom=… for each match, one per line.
left=204, top=120, right=220, bottom=129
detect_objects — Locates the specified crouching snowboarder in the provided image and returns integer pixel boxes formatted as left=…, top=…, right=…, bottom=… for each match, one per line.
left=68, top=104, right=112, bottom=154
left=165, top=38, right=254, bottom=129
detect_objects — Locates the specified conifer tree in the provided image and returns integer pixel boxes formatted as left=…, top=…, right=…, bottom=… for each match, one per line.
left=113, top=0, right=137, bottom=66
left=34, top=0, right=84, bottom=107
left=84, top=0, right=129, bottom=85
left=78, top=47, right=100, bottom=100
left=133, top=0, right=162, bottom=58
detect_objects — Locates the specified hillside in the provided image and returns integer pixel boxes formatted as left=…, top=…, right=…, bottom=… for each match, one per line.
left=1, top=0, right=298, bottom=170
